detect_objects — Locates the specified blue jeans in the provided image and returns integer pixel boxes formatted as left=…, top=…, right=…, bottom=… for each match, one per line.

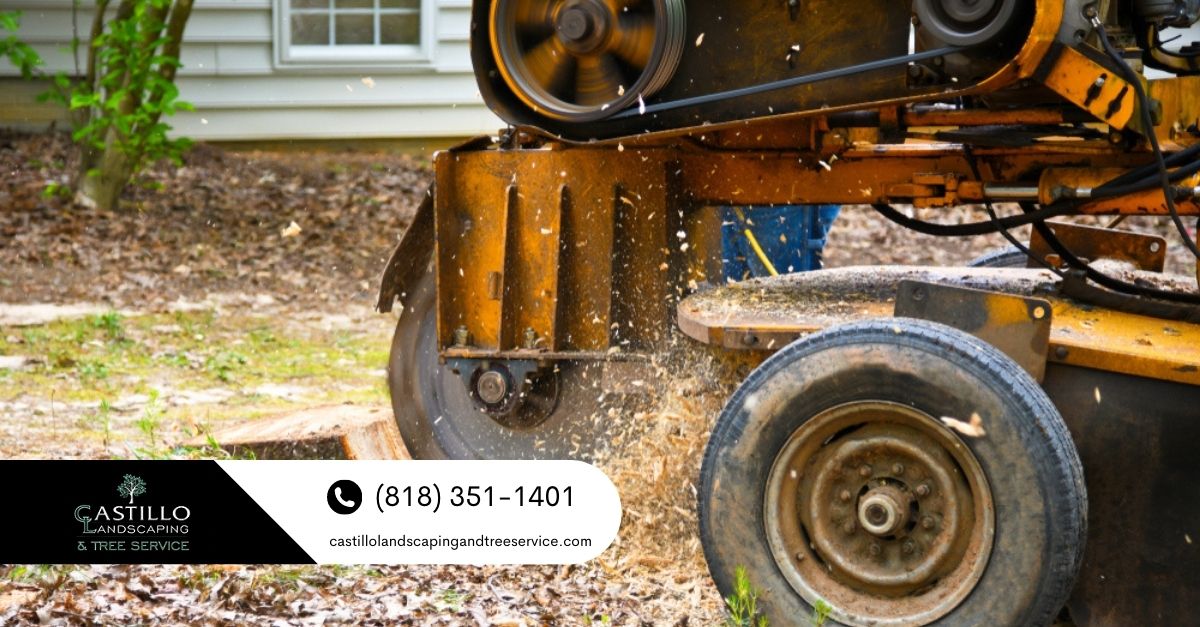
left=721, top=205, right=841, bottom=281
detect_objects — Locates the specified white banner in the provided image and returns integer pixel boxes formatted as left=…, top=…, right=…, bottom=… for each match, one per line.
left=218, top=460, right=622, bottom=565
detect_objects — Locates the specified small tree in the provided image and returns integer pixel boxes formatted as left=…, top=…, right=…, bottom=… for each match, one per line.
left=54, top=0, right=195, bottom=211
left=117, top=473, right=147, bottom=504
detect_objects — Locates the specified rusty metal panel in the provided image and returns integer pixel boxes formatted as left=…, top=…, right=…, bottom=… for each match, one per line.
left=676, top=266, right=1200, bottom=386
left=435, top=148, right=674, bottom=355
left=435, top=152, right=509, bottom=352
left=1044, top=365, right=1200, bottom=627
left=895, top=281, right=1053, bottom=381
left=377, top=186, right=434, bottom=314
left=555, top=182, right=617, bottom=352
left=499, top=183, right=564, bottom=351
left=1027, top=221, right=1168, bottom=272
left=610, top=182, right=672, bottom=352
left=1049, top=296, right=1200, bottom=386
left=1041, top=46, right=1136, bottom=129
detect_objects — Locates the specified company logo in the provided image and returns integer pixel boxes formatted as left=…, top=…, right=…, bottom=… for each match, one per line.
left=327, top=479, right=362, bottom=515
left=117, top=474, right=147, bottom=504
left=73, top=473, right=192, bottom=553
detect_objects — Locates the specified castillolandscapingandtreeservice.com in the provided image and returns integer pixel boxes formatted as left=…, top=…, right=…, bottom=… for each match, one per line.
left=328, top=534, right=594, bottom=550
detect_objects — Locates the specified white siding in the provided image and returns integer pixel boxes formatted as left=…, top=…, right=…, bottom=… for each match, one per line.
left=0, top=0, right=502, bottom=140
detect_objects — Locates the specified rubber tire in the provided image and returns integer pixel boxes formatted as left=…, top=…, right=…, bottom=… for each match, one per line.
left=967, top=246, right=1028, bottom=269
left=698, top=318, right=1086, bottom=627
left=387, top=264, right=608, bottom=460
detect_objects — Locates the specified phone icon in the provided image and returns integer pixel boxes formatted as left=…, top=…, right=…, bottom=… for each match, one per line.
left=335, top=487, right=356, bottom=508
left=326, top=480, right=362, bottom=515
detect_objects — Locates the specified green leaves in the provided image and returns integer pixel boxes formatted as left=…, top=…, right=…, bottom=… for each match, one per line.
left=59, top=2, right=194, bottom=182
left=724, top=566, right=768, bottom=627
left=1, top=11, right=44, bottom=79
left=0, top=10, right=21, bottom=32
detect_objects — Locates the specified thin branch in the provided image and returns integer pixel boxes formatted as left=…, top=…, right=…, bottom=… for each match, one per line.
left=85, top=0, right=111, bottom=92
left=71, top=0, right=80, bottom=76
left=149, top=0, right=193, bottom=126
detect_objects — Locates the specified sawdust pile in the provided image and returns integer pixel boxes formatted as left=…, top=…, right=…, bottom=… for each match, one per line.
left=586, top=338, right=745, bottom=621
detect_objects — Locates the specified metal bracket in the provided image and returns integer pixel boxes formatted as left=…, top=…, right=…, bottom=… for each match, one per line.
left=895, top=281, right=1053, bottom=382
left=1027, top=221, right=1167, bottom=272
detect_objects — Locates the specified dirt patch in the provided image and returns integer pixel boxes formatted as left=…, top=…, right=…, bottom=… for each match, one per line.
left=0, top=131, right=426, bottom=309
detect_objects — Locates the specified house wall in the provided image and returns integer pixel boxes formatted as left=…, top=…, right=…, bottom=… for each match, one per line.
left=0, top=0, right=503, bottom=140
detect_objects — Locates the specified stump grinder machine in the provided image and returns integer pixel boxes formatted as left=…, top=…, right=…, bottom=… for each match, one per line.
left=378, top=0, right=1200, bottom=624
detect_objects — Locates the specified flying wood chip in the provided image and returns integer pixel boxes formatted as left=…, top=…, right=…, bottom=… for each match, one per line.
left=281, top=221, right=302, bottom=238
left=940, top=413, right=987, bottom=438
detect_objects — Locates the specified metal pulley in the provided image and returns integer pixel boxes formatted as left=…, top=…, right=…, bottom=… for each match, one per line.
left=489, top=0, right=686, bottom=121
left=914, top=0, right=1020, bottom=46
left=1135, top=0, right=1200, bottom=26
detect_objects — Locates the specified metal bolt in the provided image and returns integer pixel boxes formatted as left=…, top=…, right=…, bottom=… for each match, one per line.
left=523, top=327, right=538, bottom=350
left=922, top=516, right=936, bottom=530
left=843, top=521, right=856, bottom=535
left=892, top=463, right=905, bottom=475
left=1055, top=346, right=1069, bottom=360
left=839, top=489, right=852, bottom=502
left=869, top=543, right=882, bottom=557
left=795, top=551, right=805, bottom=562
left=859, top=465, right=872, bottom=478
left=453, top=325, right=470, bottom=347
left=915, top=484, right=931, bottom=497
left=476, top=371, right=509, bottom=405
left=902, top=541, right=915, bottom=555
left=912, top=286, right=927, bottom=302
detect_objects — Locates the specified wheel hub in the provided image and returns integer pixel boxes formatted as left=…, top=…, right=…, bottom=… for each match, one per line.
left=915, top=0, right=1019, bottom=46
left=475, top=370, right=510, bottom=405
left=857, top=485, right=910, bottom=537
left=556, top=1, right=609, bottom=52
left=941, top=0, right=997, bottom=23
left=764, top=401, right=994, bottom=626
left=456, top=360, right=562, bottom=431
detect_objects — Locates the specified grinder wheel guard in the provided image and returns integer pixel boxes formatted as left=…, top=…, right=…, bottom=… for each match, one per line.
left=489, top=0, right=686, bottom=122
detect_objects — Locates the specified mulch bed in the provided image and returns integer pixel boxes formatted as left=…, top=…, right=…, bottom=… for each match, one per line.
left=0, top=131, right=427, bottom=308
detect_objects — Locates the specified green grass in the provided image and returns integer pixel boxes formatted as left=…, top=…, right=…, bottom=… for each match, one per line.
left=724, top=566, right=768, bottom=627
left=0, top=308, right=391, bottom=454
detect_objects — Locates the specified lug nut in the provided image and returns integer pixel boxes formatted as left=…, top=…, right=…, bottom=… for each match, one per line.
left=869, top=543, right=882, bottom=556
left=922, top=516, right=936, bottom=530
left=902, top=541, right=915, bottom=555
left=859, top=465, right=872, bottom=478
left=839, top=490, right=852, bottom=502
left=915, top=484, right=931, bottom=497
left=892, top=463, right=905, bottom=475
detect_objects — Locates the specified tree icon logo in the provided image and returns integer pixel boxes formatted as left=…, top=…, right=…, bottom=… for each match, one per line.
left=117, top=474, right=147, bottom=504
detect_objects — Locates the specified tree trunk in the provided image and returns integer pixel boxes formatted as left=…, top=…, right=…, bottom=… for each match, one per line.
left=76, top=129, right=132, bottom=211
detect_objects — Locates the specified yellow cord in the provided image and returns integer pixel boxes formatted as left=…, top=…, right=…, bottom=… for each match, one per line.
left=733, top=207, right=780, bottom=277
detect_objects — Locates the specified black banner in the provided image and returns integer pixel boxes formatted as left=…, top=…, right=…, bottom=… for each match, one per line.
left=1, top=461, right=313, bottom=564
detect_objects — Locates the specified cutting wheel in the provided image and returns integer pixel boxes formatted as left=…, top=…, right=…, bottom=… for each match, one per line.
left=489, top=0, right=685, bottom=121
left=388, top=259, right=612, bottom=460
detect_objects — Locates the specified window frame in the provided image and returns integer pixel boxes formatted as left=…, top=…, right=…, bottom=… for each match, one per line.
left=273, top=0, right=437, bottom=70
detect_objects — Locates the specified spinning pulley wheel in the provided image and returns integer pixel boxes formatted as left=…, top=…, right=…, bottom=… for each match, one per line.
left=489, top=0, right=686, bottom=121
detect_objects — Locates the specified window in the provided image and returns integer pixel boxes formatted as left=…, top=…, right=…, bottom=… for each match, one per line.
left=277, top=0, right=433, bottom=67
